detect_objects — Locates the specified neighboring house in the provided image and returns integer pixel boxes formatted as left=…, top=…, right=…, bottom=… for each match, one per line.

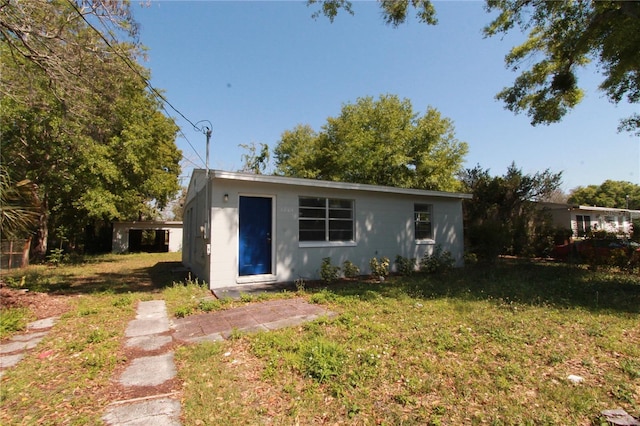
left=182, top=169, right=471, bottom=290
left=112, top=221, right=183, bottom=253
left=543, top=203, right=640, bottom=239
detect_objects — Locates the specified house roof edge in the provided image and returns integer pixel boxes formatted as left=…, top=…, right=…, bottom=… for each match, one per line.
left=203, top=169, right=472, bottom=199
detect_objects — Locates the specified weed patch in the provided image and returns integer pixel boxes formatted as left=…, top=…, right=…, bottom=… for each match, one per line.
left=0, top=253, right=180, bottom=425
left=2, top=255, right=638, bottom=425
left=0, top=307, right=31, bottom=339
left=174, top=260, right=639, bottom=424
left=300, top=337, right=346, bottom=383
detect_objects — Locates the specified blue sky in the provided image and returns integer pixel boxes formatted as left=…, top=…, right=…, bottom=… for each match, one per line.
left=131, top=1, right=639, bottom=193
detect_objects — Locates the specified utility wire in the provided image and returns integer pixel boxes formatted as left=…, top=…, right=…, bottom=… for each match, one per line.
left=66, top=0, right=208, bottom=168
left=176, top=126, right=206, bottom=168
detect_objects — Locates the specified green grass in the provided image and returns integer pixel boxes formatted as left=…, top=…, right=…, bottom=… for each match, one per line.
left=1, top=255, right=638, bottom=425
left=177, top=260, right=639, bottom=425
left=0, top=307, right=33, bottom=339
left=0, top=291, right=135, bottom=425
left=0, top=252, right=183, bottom=425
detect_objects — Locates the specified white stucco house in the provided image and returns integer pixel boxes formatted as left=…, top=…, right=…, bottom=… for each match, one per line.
left=543, top=203, right=640, bottom=238
left=112, top=221, right=183, bottom=253
left=182, top=170, right=471, bottom=291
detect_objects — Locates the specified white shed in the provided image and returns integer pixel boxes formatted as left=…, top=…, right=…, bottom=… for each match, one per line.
left=182, top=170, right=471, bottom=290
left=112, top=221, right=183, bottom=253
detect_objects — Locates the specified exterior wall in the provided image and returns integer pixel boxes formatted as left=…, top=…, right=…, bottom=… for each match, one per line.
left=112, top=221, right=183, bottom=253
left=544, top=202, right=639, bottom=239
left=182, top=170, right=210, bottom=282
left=202, top=177, right=466, bottom=290
left=570, top=210, right=633, bottom=237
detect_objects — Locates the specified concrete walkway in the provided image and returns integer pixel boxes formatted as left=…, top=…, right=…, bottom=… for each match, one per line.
left=172, top=298, right=335, bottom=344
left=103, top=297, right=334, bottom=425
left=0, top=317, right=58, bottom=378
left=102, top=300, right=181, bottom=426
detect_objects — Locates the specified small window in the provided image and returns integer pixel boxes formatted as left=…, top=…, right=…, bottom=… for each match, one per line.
left=576, top=215, right=591, bottom=237
left=299, top=197, right=354, bottom=242
left=414, top=203, right=432, bottom=240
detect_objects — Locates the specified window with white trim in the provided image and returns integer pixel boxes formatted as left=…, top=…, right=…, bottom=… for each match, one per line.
left=576, top=215, right=590, bottom=237
left=414, top=203, right=432, bottom=240
left=299, top=197, right=354, bottom=242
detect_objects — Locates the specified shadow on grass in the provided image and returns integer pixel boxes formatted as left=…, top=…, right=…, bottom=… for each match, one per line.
left=8, top=261, right=192, bottom=295
left=70, top=261, right=191, bottom=294
left=311, top=259, right=640, bottom=314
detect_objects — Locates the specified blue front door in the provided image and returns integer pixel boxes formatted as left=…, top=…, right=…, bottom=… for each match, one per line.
left=238, top=196, right=272, bottom=276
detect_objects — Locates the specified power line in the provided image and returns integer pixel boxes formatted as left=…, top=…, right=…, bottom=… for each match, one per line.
left=178, top=129, right=206, bottom=169
left=66, top=0, right=208, bottom=168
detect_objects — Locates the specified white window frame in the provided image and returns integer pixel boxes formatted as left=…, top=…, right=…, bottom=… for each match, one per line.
left=414, top=203, right=434, bottom=243
left=298, top=197, right=355, bottom=247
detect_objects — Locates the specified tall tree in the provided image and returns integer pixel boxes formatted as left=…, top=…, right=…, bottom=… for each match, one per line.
left=0, top=0, right=140, bottom=118
left=274, top=95, right=468, bottom=192
left=568, top=180, right=640, bottom=210
left=460, top=163, right=563, bottom=259
left=1, top=0, right=181, bottom=258
left=239, top=142, right=271, bottom=175
left=308, top=0, right=640, bottom=135
left=484, top=1, right=640, bottom=135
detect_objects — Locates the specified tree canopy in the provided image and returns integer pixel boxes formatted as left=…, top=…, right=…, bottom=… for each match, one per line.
left=307, top=0, right=437, bottom=26
left=460, top=163, right=563, bottom=259
left=308, top=0, right=640, bottom=135
left=274, top=94, right=468, bottom=192
left=239, top=142, right=271, bottom=175
left=0, top=166, right=40, bottom=240
left=485, top=1, right=640, bottom=134
left=1, top=0, right=182, bottom=257
left=568, top=180, right=640, bottom=210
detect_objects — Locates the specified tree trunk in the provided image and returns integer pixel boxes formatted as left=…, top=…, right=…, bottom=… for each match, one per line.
left=30, top=200, right=48, bottom=262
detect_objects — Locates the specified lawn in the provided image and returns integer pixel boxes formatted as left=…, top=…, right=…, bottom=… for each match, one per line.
left=1, top=253, right=638, bottom=425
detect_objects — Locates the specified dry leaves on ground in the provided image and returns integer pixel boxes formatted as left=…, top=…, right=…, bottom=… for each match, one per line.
left=0, top=286, right=71, bottom=319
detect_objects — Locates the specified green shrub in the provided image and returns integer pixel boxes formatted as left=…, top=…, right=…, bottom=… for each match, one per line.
left=174, top=305, right=193, bottom=318
left=369, top=257, right=390, bottom=279
left=420, top=245, right=454, bottom=274
left=239, top=293, right=255, bottom=302
left=342, top=260, right=360, bottom=278
left=86, top=328, right=110, bottom=344
left=0, top=307, right=30, bottom=339
left=47, top=248, right=68, bottom=266
left=467, top=220, right=509, bottom=263
left=300, top=337, right=346, bottom=383
left=295, top=278, right=306, bottom=292
left=309, top=290, right=337, bottom=304
left=2, top=275, right=25, bottom=288
left=320, top=257, right=340, bottom=283
left=394, top=255, right=416, bottom=276
left=463, top=251, right=478, bottom=265
left=198, top=299, right=221, bottom=312
left=112, top=295, right=132, bottom=308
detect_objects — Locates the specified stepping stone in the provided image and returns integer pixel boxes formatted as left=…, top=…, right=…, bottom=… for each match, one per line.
left=28, top=317, right=57, bottom=330
left=136, top=300, right=167, bottom=318
left=119, top=352, right=176, bottom=387
left=103, top=398, right=181, bottom=426
left=125, top=301, right=170, bottom=337
left=0, top=338, right=41, bottom=354
left=0, top=353, right=25, bottom=369
left=126, top=335, right=172, bottom=351
left=9, top=331, right=48, bottom=342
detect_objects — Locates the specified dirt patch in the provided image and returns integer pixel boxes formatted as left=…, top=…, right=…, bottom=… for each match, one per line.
left=0, top=286, right=71, bottom=319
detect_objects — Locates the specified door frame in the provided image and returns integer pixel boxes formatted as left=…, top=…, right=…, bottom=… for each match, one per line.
left=236, top=194, right=276, bottom=283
